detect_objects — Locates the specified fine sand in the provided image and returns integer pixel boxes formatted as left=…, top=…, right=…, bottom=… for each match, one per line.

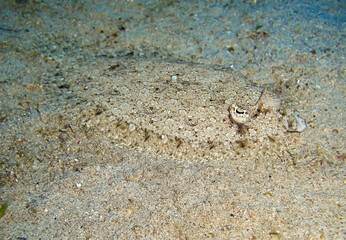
left=0, top=0, right=345, bottom=239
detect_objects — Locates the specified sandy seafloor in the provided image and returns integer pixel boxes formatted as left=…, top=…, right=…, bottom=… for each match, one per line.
left=0, top=0, right=345, bottom=239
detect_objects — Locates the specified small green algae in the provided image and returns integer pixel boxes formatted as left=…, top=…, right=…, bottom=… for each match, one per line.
left=0, top=202, right=7, bottom=219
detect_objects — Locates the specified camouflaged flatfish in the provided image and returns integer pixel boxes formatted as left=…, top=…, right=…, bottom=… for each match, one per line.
left=68, top=60, right=297, bottom=161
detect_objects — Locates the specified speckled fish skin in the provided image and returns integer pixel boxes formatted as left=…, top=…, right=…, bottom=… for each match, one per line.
left=72, top=60, right=292, bottom=160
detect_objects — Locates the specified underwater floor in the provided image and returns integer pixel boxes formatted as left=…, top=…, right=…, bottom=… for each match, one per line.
left=0, top=0, right=345, bottom=239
